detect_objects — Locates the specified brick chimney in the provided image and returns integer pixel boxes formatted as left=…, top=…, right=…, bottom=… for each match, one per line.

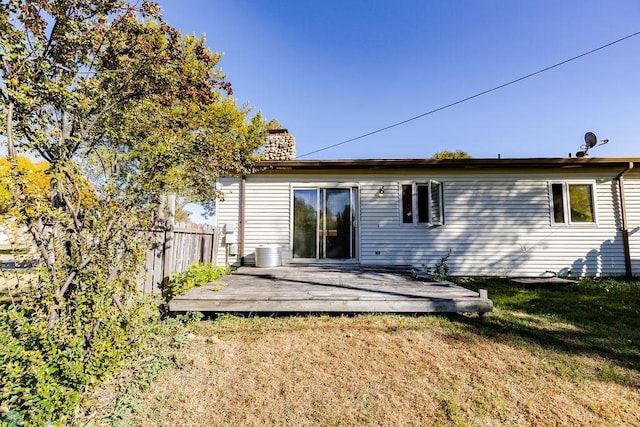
left=264, top=129, right=296, bottom=160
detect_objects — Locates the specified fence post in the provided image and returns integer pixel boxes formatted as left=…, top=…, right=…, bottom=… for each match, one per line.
left=161, top=194, right=176, bottom=291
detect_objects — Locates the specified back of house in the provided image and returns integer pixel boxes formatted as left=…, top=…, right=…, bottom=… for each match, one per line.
left=215, top=135, right=639, bottom=278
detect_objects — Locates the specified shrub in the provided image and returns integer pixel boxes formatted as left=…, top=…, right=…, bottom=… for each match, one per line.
left=162, top=263, right=229, bottom=302
left=423, top=249, right=453, bottom=281
left=0, top=295, right=160, bottom=426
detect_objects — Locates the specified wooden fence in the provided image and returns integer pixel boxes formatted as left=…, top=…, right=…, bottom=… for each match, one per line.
left=140, top=225, right=221, bottom=294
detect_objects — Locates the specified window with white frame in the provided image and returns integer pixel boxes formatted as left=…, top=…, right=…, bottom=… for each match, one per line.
left=401, top=180, right=443, bottom=225
left=549, top=181, right=596, bottom=225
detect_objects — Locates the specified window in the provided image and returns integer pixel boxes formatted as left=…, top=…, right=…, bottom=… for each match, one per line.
left=401, top=180, right=443, bottom=226
left=549, top=182, right=596, bottom=225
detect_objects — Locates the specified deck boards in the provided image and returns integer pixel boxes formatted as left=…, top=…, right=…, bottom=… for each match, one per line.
left=169, top=265, right=493, bottom=314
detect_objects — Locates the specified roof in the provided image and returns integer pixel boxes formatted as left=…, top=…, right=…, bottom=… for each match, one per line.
left=255, top=157, right=639, bottom=171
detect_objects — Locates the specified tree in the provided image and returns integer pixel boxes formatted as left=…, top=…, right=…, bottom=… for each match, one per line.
left=432, top=150, right=472, bottom=159
left=0, top=1, right=274, bottom=422
left=0, top=155, right=49, bottom=218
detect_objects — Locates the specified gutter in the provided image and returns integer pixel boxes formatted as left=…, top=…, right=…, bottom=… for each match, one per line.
left=255, top=157, right=640, bottom=171
left=616, top=162, right=634, bottom=277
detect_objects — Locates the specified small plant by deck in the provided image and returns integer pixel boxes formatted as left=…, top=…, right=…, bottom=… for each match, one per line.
left=162, top=263, right=229, bottom=302
left=416, top=248, right=453, bottom=281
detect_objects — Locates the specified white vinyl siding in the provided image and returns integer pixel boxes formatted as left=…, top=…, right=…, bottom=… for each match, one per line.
left=215, top=168, right=638, bottom=277
left=243, top=177, right=291, bottom=266
left=626, top=171, right=640, bottom=275
left=215, top=177, right=240, bottom=266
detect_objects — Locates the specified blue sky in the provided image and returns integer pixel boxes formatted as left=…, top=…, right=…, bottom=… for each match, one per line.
left=159, top=0, right=640, bottom=160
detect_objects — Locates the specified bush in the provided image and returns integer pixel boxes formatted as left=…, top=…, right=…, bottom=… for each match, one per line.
left=0, top=295, right=160, bottom=426
left=0, top=307, right=80, bottom=426
left=162, top=263, right=229, bottom=302
left=423, top=249, right=453, bottom=281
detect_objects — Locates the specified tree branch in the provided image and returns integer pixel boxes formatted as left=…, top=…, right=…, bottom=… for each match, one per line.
left=60, top=169, right=83, bottom=231
left=77, top=92, right=136, bottom=143
left=106, top=249, right=128, bottom=285
left=57, top=256, right=91, bottom=300
left=28, top=219, right=56, bottom=279
left=7, top=102, right=16, bottom=159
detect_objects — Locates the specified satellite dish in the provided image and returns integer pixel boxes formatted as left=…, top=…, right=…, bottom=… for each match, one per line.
left=585, top=132, right=597, bottom=149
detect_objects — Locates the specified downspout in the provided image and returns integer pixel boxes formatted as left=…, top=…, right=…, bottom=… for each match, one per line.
left=616, top=162, right=634, bottom=278
left=239, top=175, right=246, bottom=266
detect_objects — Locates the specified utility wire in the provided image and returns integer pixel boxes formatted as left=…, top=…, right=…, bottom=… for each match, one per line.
left=298, top=30, right=640, bottom=158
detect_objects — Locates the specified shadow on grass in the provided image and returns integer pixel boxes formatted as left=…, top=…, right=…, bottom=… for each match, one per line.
left=456, top=277, right=640, bottom=382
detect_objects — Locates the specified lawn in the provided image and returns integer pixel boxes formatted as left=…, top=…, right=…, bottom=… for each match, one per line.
left=84, top=278, right=640, bottom=426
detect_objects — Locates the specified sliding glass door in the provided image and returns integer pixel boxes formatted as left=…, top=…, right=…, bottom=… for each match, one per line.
left=293, top=189, right=318, bottom=258
left=293, top=187, right=358, bottom=260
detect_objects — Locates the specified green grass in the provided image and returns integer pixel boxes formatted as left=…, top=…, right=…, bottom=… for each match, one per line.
left=463, top=277, right=640, bottom=373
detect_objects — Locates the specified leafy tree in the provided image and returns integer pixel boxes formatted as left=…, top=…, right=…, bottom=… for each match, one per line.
left=0, top=155, right=49, bottom=218
left=432, top=150, right=472, bottom=159
left=0, top=1, right=274, bottom=422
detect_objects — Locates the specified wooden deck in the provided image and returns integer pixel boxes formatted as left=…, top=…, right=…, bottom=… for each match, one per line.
left=169, top=265, right=493, bottom=314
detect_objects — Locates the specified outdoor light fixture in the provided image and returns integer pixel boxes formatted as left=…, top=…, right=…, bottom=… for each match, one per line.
left=378, top=186, right=385, bottom=198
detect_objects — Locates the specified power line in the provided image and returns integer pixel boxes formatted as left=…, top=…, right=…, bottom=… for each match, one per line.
left=298, top=30, right=640, bottom=158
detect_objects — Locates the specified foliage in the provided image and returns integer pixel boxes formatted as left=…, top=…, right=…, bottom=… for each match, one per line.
left=0, top=1, right=274, bottom=424
left=0, top=297, right=159, bottom=426
left=0, top=156, right=49, bottom=218
left=431, top=150, right=472, bottom=159
left=422, top=248, right=453, bottom=281
left=162, top=262, right=228, bottom=302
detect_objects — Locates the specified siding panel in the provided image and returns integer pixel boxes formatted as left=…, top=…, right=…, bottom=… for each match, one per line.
left=626, top=171, right=640, bottom=274
left=215, top=168, right=635, bottom=277
left=215, top=178, right=240, bottom=266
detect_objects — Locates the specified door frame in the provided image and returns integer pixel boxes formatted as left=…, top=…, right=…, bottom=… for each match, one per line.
left=290, top=184, right=360, bottom=263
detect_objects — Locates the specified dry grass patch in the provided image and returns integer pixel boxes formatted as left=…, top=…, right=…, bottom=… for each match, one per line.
left=132, top=314, right=639, bottom=426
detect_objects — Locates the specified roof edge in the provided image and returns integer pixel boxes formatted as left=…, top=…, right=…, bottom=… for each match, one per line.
left=254, top=157, right=640, bottom=170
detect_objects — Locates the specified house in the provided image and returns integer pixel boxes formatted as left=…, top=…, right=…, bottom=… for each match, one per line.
left=216, top=130, right=639, bottom=277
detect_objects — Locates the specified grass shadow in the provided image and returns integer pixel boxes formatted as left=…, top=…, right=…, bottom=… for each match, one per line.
left=455, top=277, right=640, bottom=381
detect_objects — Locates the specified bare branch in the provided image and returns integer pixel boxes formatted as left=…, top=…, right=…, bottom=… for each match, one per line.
left=42, top=17, right=59, bottom=58
left=106, top=249, right=128, bottom=285
left=60, top=190, right=82, bottom=231
left=111, top=294, right=124, bottom=312
left=57, top=256, right=92, bottom=300
left=7, top=102, right=16, bottom=159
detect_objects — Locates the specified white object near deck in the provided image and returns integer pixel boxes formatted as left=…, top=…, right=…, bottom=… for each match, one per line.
left=255, top=244, right=282, bottom=268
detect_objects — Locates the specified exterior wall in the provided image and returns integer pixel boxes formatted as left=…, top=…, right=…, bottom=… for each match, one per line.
left=216, top=167, right=639, bottom=277
left=215, top=177, right=240, bottom=266
left=626, top=170, right=640, bottom=275
left=241, top=177, right=291, bottom=265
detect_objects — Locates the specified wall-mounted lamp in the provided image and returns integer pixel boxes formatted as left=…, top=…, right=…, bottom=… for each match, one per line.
left=377, top=186, right=385, bottom=198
